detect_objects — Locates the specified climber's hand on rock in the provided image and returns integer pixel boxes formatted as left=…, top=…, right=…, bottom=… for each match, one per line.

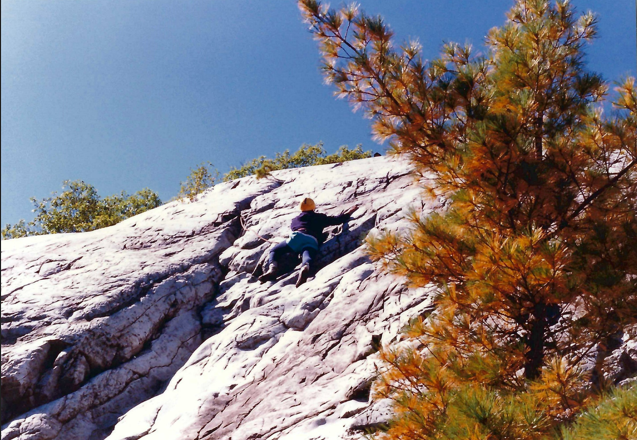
left=343, top=205, right=358, bottom=216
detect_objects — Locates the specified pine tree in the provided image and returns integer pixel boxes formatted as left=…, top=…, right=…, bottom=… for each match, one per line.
left=300, top=0, right=636, bottom=437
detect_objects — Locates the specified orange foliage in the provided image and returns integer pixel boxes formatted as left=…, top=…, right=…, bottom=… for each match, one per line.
left=300, top=0, right=636, bottom=437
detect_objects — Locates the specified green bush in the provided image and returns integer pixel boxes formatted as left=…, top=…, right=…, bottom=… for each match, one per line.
left=222, top=142, right=372, bottom=181
left=1, top=220, right=33, bottom=240
left=2, top=180, right=162, bottom=240
left=177, top=161, right=219, bottom=202
left=560, top=384, right=637, bottom=440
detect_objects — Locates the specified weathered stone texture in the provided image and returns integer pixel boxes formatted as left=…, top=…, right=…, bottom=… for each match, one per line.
left=2, top=157, right=432, bottom=440
left=3, top=156, right=634, bottom=440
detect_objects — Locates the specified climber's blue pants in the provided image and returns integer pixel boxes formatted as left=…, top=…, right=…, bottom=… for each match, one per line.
left=268, top=241, right=317, bottom=267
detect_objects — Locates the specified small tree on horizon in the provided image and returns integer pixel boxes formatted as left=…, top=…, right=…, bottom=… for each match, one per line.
left=300, top=0, right=636, bottom=437
left=177, top=161, right=219, bottom=202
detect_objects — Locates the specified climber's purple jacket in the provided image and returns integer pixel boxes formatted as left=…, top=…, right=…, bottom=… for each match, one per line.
left=290, top=211, right=351, bottom=245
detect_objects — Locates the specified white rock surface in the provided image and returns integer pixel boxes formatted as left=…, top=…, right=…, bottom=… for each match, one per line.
left=4, top=156, right=633, bottom=440
left=2, top=157, right=436, bottom=440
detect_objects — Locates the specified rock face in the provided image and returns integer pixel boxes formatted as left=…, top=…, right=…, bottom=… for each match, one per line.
left=4, top=156, right=635, bottom=440
left=2, top=157, right=437, bottom=440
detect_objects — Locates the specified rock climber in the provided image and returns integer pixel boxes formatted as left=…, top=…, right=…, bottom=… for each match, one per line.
left=258, top=198, right=358, bottom=287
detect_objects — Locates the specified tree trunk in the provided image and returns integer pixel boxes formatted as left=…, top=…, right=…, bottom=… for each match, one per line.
left=535, top=114, right=543, bottom=159
left=525, top=301, right=547, bottom=380
left=526, top=110, right=546, bottom=380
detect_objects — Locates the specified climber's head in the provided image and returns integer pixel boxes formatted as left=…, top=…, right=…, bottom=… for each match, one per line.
left=299, top=198, right=315, bottom=212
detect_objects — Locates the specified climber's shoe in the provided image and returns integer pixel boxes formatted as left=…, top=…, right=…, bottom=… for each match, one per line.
left=258, top=262, right=279, bottom=283
left=295, top=264, right=310, bottom=288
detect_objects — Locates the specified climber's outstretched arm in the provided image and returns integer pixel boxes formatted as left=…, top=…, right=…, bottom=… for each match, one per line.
left=323, top=205, right=358, bottom=226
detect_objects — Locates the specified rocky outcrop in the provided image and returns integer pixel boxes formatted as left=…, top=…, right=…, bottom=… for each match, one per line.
left=3, top=156, right=635, bottom=440
left=1, top=170, right=275, bottom=439
left=2, top=157, right=437, bottom=440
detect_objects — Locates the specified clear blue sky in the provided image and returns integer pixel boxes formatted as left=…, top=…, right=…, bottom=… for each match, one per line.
left=2, top=0, right=635, bottom=227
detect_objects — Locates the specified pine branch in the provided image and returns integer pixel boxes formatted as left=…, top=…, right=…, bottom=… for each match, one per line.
left=563, top=158, right=636, bottom=226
